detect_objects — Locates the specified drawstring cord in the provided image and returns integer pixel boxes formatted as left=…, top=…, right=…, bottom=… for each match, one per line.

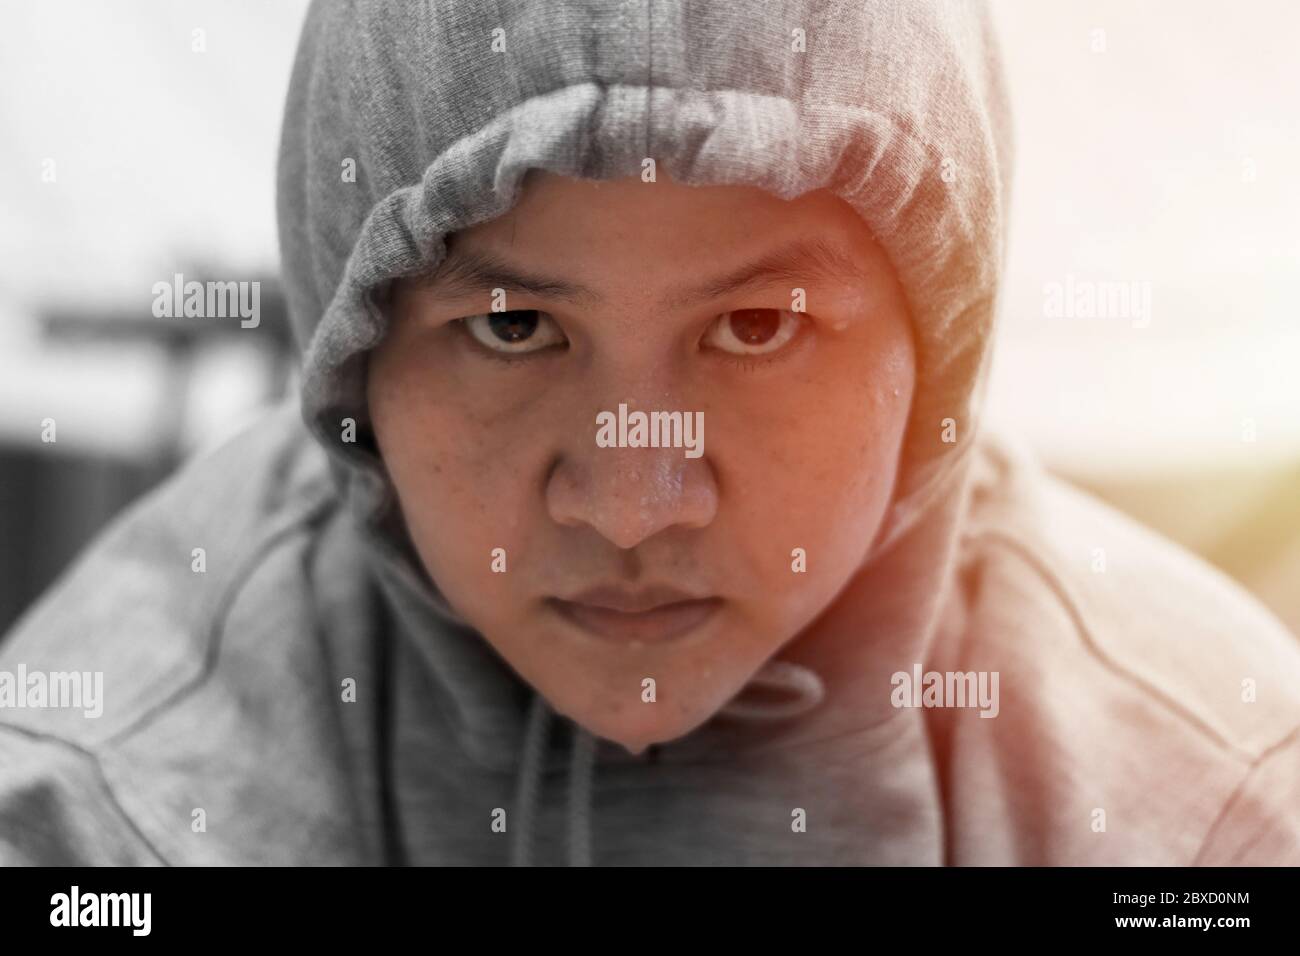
left=510, top=659, right=825, bottom=866
left=717, top=659, right=826, bottom=721
left=509, top=692, right=596, bottom=866
left=508, top=693, right=550, bottom=866
left=567, top=722, right=596, bottom=866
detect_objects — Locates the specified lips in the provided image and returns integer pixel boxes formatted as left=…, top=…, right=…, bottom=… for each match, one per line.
left=547, top=585, right=722, bottom=643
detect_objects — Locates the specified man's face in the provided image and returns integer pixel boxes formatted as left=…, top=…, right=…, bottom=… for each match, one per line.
left=367, top=170, right=916, bottom=754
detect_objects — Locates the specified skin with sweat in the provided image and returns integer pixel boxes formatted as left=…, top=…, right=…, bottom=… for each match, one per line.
left=367, top=170, right=916, bottom=755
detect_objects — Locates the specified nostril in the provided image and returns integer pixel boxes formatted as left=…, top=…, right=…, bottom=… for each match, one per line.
left=588, top=496, right=671, bottom=551
left=545, top=438, right=719, bottom=545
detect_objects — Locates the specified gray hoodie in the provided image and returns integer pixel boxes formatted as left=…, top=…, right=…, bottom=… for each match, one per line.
left=3, top=0, right=1299, bottom=866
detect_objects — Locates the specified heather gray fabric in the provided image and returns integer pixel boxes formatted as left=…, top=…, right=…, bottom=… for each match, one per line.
left=276, top=0, right=1012, bottom=866
left=4, top=0, right=1300, bottom=866
left=279, top=0, right=1013, bottom=563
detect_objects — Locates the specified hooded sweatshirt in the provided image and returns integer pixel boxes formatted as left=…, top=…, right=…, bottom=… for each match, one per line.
left=3, top=0, right=1300, bottom=866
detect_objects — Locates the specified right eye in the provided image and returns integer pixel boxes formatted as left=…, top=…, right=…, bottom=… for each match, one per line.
left=461, top=310, right=567, bottom=355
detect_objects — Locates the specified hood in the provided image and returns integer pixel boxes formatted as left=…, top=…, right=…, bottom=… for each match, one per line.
left=276, top=0, right=1014, bottom=864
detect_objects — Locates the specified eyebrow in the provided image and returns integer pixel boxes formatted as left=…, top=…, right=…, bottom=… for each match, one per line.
left=419, top=236, right=869, bottom=310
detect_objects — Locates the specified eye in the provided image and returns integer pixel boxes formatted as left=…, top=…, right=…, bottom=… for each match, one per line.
left=701, top=308, right=802, bottom=356
left=461, top=310, right=566, bottom=354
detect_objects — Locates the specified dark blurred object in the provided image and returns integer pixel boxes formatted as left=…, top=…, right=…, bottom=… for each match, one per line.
left=0, top=269, right=296, bottom=635
left=0, top=449, right=167, bottom=634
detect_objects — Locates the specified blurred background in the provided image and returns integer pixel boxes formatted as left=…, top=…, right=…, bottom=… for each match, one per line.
left=0, top=0, right=1296, bottom=635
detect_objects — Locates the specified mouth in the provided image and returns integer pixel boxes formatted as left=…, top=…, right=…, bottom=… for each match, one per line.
left=546, top=586, right=723, bottom=644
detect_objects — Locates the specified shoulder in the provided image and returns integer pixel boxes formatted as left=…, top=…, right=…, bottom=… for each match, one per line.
left=0, top=400, right=364, bottom=863
left=0, top=398, right=339, bottom=741
left=934, top=427, right=1300, bottom=863
left=961, top=426, right=1300, bottom=752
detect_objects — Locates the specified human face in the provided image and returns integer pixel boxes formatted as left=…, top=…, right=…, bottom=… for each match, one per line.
left=366, top=170, right=916, bottom=755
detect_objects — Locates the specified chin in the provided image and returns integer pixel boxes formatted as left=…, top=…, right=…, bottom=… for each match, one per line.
left=602, top=723, right=677, bottom=757
left=567, top=690, right=724, bottom=756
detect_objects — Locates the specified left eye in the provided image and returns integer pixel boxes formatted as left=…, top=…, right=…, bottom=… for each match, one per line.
left=701, top=308, right=802, bottom=356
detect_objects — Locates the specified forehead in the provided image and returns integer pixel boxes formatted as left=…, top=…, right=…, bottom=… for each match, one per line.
left=427, top=170, right=890, bottom=305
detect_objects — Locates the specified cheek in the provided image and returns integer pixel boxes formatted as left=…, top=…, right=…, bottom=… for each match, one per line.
left=806, top=339, right=913, bottom=536
left=717, top=329, right=914, bottom=625
left=367, top=347, right=541, bottom=613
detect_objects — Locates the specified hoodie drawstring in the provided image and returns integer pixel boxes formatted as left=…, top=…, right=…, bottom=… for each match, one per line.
left=717, top=659, right=826, bottom=721
left=510, top=692, right=597, bottom=866
left=508, top=692, right=550, bottom=866
left=510, top=659, right=825, bottom=866
left=566, top=721, right=596, bottom=866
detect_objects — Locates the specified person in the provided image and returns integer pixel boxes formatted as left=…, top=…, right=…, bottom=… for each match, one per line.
left=2, top=0, right=1298, bottom=866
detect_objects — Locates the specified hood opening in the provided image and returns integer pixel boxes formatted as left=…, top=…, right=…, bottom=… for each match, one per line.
left=277, top=0, right=1014, bottom=864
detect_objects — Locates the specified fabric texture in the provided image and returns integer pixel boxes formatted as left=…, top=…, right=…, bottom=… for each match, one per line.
left=276, top=0, right=1012, bottom=865
left=2, top=0, right=1299, bottom=866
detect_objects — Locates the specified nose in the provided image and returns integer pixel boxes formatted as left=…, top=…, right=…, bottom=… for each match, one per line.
left=546, top=439, right=719, bottom=550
